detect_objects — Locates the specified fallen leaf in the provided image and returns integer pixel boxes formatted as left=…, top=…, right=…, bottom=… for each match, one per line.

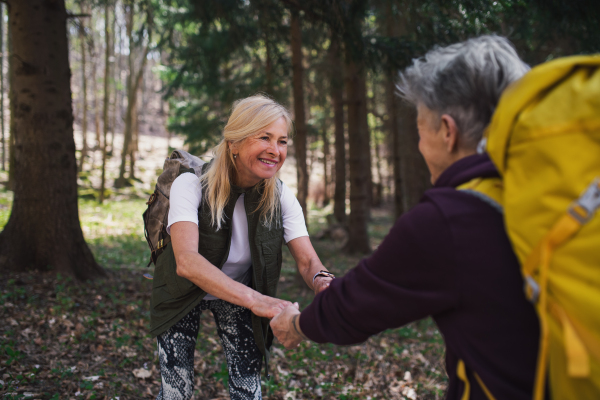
left=132, top=368, right=152, bottom=379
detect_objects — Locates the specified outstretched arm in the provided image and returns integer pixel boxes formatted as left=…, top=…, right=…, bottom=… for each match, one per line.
left=171, top=221, right=293, bottom=319
left=287, top=236, right=332, bottom=295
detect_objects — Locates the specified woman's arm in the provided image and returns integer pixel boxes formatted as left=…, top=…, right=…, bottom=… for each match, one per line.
left=171, top=221, right=294, bottom=318
left=287, top=236, right=332, bottom=294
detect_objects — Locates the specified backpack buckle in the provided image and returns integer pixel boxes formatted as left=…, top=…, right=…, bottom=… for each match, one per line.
left=524, top=275, right=540, bottom=303
left=568, top=178, right=600, bottom=224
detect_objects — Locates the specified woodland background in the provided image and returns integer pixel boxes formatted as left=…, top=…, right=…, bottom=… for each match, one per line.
left=0, top=0, right=599, bottom=398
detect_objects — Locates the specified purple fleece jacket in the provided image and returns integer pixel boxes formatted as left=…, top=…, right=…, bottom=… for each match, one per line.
left=300, top=154, right=542, bottom=400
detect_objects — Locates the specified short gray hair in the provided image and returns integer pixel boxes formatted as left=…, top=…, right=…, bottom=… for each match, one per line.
left=398, top=35, right=529, bottom=148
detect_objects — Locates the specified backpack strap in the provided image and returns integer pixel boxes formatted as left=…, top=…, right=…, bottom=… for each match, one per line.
left=456, top=177, right=504, bottom=213
left=457, top=359, right=497, bottom=400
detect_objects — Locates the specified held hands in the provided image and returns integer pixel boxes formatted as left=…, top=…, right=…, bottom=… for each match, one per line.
left=249, top=294, right=298, bottom=319
left=270, top=304, right=305, bottom=349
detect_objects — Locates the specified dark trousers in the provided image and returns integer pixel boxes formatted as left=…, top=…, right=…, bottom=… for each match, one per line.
left=156, top=299, right=263, bottom=400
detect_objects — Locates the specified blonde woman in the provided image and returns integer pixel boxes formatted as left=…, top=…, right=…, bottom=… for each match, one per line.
left=150, top=95, right=333, bottom=400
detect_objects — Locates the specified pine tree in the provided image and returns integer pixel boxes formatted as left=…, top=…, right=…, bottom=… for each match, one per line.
left=0, top=0, right=104, bottom=279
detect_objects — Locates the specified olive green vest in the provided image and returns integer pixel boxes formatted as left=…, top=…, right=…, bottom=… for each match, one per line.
left=150, top=165, right=284, bottom=370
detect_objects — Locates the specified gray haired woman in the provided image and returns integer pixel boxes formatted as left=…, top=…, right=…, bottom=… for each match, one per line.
left=272, top=36, right=544, bottom=400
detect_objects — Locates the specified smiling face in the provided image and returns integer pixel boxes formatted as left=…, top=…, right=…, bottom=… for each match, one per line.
left=230, top=116, right=289, bottom=188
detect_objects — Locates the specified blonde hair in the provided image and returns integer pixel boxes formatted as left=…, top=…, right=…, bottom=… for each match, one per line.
left=200, top=95, right=293, bottom=230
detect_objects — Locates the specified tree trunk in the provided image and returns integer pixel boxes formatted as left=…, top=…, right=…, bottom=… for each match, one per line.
left=7, top=11, right=14, bottom=189
left=343, top=55, right=371, bottom=254
left=0, top=3, right=4, bottom=171
left=322, top=126, right=330, bottom=207
left=398, top=101, right=429, bottom=211
left=372, top=128, right=383, bottom=207
left=0, top=0, right=104, bottom=279
left=290, top=9, right=308, bottom=223
left=99, top=3, right=111, bottom=203
left=90, top=27, right=101, bottom=163
left=363, top=76, right=373, bottom=209
left=329, top=33, right=346, bottom=224
left=116, top=1, right=150, bottom=188
left=386, top=2, right=404, bottom=219
left=128, top=95, right=138, bottom=179
left=109, top=4, right=118, bottom=156
left=387, top=68, right=403, bottom=219
left=78, top=4, right=88, bottom=172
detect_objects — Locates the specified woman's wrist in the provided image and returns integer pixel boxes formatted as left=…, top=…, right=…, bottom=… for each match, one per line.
left=244, top=289, right=263, bottom=312
left=291, top=314, right=309, bottom=341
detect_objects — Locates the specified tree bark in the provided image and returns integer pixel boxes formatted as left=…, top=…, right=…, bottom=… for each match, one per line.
left=0, top=3, right=5, bottom=171
left=363, top=76, right=373, bottom=209
left=290, top=9, right=308, bottom=223
left=89, top=23, right=101, bottom=165
left=398, top=100, right=429, bottom=211
left=99, top=3, right=111, bottom=203
left=128, top=92, right=139, bottom=179
left=78, top=3, right=88, bottom=172
left=7, top=11, right=15, bottom=189
left=322, top=126, right=330, bottom=207
left=343, top=55, right=371, bottom=254
left=385, top=2, right=404, bottom=219
left=115, top=1, right=150, bottom=188
left=109, top=4, right=118, bottom=156
left=0, top=0, right=104, bottom=279
left=329, top=34, right=346, bottom=224
left=387, top=68, right=402, bottom=219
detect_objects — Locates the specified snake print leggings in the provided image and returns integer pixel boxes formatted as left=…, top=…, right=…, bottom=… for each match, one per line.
left=156, top=300, right=263, bottom=400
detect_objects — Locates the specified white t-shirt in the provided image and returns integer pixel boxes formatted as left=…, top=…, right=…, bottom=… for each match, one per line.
left=167, top=172, right=308, bottom=300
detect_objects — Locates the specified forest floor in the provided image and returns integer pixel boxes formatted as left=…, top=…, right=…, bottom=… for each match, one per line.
left=0, top=134, right=447, bottom=400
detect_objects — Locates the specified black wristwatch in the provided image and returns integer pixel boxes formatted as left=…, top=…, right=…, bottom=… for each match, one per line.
left=312, top=270, right=335, bottom=285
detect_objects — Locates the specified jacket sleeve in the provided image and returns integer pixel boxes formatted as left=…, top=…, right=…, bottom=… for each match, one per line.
left=300, top=200, right=460, bottom=345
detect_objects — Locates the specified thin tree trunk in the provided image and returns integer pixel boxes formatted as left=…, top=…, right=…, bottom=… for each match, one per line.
left=290, top=9, right=308, bottom=223
left=368, top=80, right=383, bottom=207
left=0, top=0, right=104, bottom=279
left=385, top=3, right=403, bottom=219
left=116, top=1, right=150, bottom=188
left=329, top=34, right=346, bottom=224
left=363, top=76, right=373, bottom=209
left=7, top=8, right=14, bottom=189
left=398, top=100, right=429, bottom=211
left=322, top=126, right=330, bottom=207
left=0, top=3, right=4, bottom=171
left=343, top=55, right=371, bottom=254
left=91, top=35, right=101, bottom=156
left=372, top=128, right=383, bottom=207
left=128, top=94, right=138, bottom=179
left=99, top=3, right=111, bottom=203
left=387, top=68, right=402, bottom=218
left=78, top=4, right=88, bottom=172
left=109, top=2, right=118, bottom=156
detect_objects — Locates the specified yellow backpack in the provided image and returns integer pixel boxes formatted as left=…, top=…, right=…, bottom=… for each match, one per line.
left=460, top=55, right=600, bottom=399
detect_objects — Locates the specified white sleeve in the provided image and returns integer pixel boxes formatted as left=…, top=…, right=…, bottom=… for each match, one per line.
left=280, top=181, right=309, bottom=243
left=167, top=173, right=202, bottom=234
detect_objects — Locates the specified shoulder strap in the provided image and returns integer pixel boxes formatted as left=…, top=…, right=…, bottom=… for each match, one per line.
left=456, top=177, right=504, bottom=213
left=457, top=359, right=497, bottom=400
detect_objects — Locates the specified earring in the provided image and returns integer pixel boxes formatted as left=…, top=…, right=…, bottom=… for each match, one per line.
left=233, top=154, right=237, bottom=159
